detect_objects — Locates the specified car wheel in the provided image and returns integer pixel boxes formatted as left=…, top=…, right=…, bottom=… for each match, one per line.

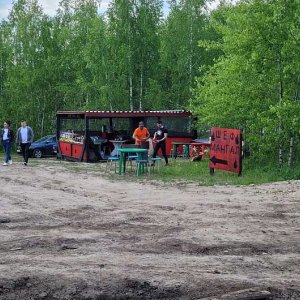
left=33, top=149, right=43, bottom=158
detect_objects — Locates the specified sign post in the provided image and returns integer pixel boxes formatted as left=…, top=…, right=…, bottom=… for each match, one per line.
left=209, top=127, right=242, bottom=176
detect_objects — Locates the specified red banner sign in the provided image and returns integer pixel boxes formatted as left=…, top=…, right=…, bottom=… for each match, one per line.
left=209, top=127, right=242, bottom=175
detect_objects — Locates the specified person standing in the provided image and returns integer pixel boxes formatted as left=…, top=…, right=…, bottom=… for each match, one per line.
left=132, top=121, right=150, bottom=147
left=0, top=121, right=14, bottom=166
left=152, top=120, right=169, bottom=165
left=16, top=120, right=34, bottom=166
left=132, top=121, right=150, bottom=160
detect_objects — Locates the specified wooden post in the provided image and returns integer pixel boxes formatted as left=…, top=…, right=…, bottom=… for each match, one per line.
left=197, top=288, right=272, bottom=300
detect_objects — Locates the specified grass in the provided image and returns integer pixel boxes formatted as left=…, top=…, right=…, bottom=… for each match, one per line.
left=3, top=152, right=300, bottom=186
left=150, top=157, right=300, bottom=186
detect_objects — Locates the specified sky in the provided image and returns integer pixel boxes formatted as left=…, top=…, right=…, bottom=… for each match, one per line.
left=0, top=0, right=108, bottom=20
left=0, top=0, right=221, bottom=21
left=0, top=0, right=169, bottom=20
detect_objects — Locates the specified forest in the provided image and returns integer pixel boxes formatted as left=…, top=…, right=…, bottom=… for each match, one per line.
left=0, top=0, right=300, bottom=167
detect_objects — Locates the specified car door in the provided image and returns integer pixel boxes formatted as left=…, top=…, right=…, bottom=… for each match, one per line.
left=44, top=136, right=57, bottom=155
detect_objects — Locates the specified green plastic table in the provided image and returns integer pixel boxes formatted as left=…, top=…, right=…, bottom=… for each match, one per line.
left=118, top=148, right=148, bottom=175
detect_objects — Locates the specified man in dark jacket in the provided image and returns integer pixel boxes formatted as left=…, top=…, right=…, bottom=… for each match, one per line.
left=152, top=121, right=169, bottom=165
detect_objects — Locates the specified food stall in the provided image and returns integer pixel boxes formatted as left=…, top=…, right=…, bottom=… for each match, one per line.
left=56, top=110, right=196, bottom=162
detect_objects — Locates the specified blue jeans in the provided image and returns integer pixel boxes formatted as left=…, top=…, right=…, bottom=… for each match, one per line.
left=3, top=140, right=11, bottom=163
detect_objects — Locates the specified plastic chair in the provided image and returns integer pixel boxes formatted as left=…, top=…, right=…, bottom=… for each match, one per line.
left=135, top=159, right=150, bottom=176
left=105, top=155, right=120, bottom=173
left=150, top=157, right=162, bottom=172
left=127, top=154, right=138, bottom=170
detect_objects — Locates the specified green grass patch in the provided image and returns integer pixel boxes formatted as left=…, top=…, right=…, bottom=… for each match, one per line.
left=150, top=158, right=300, bottom=185
left=3, top=152, right=300, bottom=186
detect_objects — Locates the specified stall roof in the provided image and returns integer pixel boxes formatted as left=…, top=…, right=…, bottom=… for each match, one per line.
left=56, top=110, right=192, bottom=118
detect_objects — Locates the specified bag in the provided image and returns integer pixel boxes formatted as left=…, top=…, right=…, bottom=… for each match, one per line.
left=148, top=139, right=154, bottom=157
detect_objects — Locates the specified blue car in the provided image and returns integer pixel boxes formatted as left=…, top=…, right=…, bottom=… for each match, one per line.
left=18, top=135, right=58, bottom=158
left=30, top=135, right=58, bottom=158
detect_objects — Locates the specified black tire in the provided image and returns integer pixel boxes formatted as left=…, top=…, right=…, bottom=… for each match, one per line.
left=33, top=149, right=43, bottom=158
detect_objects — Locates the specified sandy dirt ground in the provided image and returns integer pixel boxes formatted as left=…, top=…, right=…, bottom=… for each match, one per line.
left=0, top=158, right=299, bottom=300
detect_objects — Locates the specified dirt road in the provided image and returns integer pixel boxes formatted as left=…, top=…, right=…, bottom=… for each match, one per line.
left=0, top=159, right=299, bottom=299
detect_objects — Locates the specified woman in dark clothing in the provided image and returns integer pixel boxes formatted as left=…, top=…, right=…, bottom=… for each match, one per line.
left=0, top=120, right=14, bottom=166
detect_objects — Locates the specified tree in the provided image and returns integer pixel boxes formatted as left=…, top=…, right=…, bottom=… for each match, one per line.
left=5, top=0, right=56, bottom=136
left=0, top=21, right=11, bottom=116
left=193, top=0, right=300, bottom=165
left=106, top=0, right=164, bottom=111
left=134, top=0, right=163, bottom=110
left=160, top=0, right=211, bottom=109
left=54, top=0, right=108, bottom=111
left=106, top=0, right=136, bottom=110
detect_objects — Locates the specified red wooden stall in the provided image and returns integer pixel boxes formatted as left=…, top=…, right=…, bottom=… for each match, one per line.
left=56, top=110, right=196, bottom=162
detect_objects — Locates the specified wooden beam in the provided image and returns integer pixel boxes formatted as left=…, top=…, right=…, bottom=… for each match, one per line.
left=197, top=288, right=272, bottom=300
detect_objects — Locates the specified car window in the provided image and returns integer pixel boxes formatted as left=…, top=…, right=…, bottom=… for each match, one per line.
left=35, top=136, right=55, bottom=143
left=48, top=137, right=56, bottom=143
left=34, top=136, right=49, bottom=143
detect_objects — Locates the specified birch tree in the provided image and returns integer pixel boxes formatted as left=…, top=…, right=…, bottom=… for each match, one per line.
left=160, top=0, right=208, bottom=108
left=193, top=0, right=300, bottom=165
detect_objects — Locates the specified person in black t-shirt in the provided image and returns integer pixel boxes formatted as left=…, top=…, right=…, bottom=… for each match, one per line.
left=152, top=121, right=168, bottom=165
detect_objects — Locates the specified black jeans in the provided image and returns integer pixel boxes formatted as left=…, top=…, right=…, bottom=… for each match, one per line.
left=20, top=143, right=31, bottom=163
left=153, top=141, right=168, bottom=164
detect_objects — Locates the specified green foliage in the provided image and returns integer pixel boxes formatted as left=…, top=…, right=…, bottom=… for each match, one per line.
left=2, top=0, right=299, bottom=175
left=106, top=0, right=163, bottom=110
left=0, top=0, right=213, bottom=139
left=159, top=0, right=212, bottom=108
left=192, top=0, right=300, bottom=166
left=3, top=0, right=55, bottom=135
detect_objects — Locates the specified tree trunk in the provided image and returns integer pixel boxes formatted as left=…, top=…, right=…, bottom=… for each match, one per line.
left=139, top=62, right=143, bottom=111
left=278, top=56, right=284, bottom=167
left=288, top=135, right=294, bottom=167
left=128, top=16, right=133, bottom=111
left=198, top=288, right=272, bottom=300
left=129, top=75, right=133, bottom=111
left=188, top=6, right=193, bottom=84
left=41, top=94, right=46, bottom=136
left=86, top=93, right=89, bottom=108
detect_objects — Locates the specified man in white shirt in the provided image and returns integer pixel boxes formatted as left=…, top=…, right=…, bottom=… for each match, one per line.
left=16, top=121, right=34, bottom=166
